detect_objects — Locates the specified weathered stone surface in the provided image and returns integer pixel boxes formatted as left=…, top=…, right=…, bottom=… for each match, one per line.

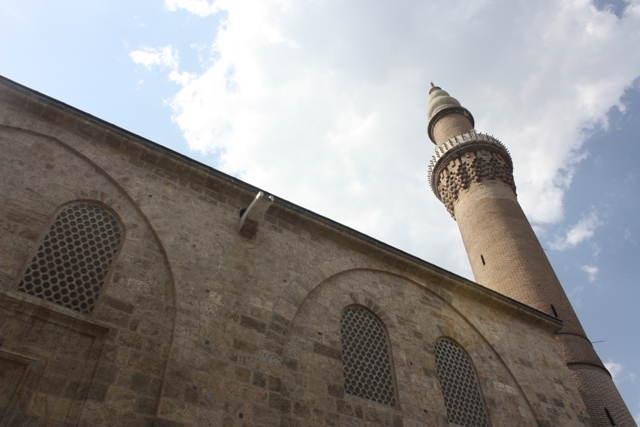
left=0, top=77, right=599, bottom=427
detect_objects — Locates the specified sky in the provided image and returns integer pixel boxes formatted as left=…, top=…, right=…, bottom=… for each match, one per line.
left=1, top=0, right=639, bottom=420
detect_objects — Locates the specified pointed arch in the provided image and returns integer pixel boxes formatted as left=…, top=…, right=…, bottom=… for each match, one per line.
left=16, top=201, right=124, bottom=314
left=434, top=338, right=490, bottom=427
left=340, top=305, right=397, bottom=406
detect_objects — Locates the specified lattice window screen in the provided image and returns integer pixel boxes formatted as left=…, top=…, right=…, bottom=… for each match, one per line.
left=17, top=203, right=123, bottom=314
left=340, top=306, right=396, bottom=406
left=434, top=339, right=490, bottom=427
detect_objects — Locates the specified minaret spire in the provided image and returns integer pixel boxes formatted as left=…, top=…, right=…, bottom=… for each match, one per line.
left=427, top=85, right=635, bottom=426
left=427, top=84, right=474, bottom=144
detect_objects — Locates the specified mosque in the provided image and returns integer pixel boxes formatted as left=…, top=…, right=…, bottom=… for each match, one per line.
left=0, top=75, right=634, bottom=426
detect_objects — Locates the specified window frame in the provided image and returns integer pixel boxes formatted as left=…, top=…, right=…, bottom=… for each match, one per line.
left=433, top=337, right=491, bottom=427
left=339, top=304, right=399, bottom=407
left=14, top=200, right=125, bottom=316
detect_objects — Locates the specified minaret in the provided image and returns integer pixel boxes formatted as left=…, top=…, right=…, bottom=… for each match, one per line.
left=426, top=84, right=635, bottom=426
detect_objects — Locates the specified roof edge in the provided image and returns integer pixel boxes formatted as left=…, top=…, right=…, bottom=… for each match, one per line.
left=0, top=75, right=562, bottom=332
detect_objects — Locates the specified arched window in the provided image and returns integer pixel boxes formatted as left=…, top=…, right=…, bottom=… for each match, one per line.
left=434, top=339, right=490, bottom=427
left=340, top=306, right=396, bottom=406
left=17, top=202, right=123, bottom=315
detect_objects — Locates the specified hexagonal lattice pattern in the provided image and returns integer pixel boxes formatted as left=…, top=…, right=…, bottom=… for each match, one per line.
left=434, top=339, right=489, bottom=427
left=340, top=306, right=396, bottom=406
left=18, top=203, right=122, bottom=314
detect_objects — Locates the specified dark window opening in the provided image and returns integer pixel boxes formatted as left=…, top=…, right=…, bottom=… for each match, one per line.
left=434, top=339, right=490, bottom=427
left=340, top=306, right=396, bottom=406
left=17, top=203, right=123, bottom=314
left=605, top=408, right=616, bottom=426
left=480, top=255, right=485, bottom=266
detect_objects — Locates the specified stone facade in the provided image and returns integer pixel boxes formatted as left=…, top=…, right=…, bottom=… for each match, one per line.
left=0, top=76, right=598, bottom=426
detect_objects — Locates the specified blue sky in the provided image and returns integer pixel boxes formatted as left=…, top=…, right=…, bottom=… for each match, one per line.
left=2, top=0, right=639, bottom=420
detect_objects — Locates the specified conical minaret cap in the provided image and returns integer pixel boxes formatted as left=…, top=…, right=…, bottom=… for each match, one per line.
left=427, top=84, right=474, bottom=143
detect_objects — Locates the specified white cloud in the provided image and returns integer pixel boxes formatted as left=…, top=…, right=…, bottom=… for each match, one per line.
left=133, top=0, right=640, bottom=277
left=168, top=69, right=196, bottom=86
left=604, top=359, right=624, bottom=382
left=606, top=360, right=624, bottom=383
left=551, top=210, right=602, bottom=250
left=624, top=228, right=637, bottom=244
left=130, top=45, right=195, bottom=86
left=580, top=264, right=599, bottom=282
left=605, top=359, right=636, bottom=385
left=569, top=285, right=585, bottom=298
left=130, top=45, right=179, bottom=70
left=165, top=0, right=220, bottom=17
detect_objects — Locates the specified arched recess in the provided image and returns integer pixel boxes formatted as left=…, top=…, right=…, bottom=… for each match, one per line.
left=269, top=255, right=445, bottom=328
left=0, top=125, right=177, bottom=425
left=262, top=260, right=542, bottom=426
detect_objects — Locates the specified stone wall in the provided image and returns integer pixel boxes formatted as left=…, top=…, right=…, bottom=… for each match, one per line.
left=0, top=116, right=175, bottom=425
left=0, top=78, right=591, bottom=426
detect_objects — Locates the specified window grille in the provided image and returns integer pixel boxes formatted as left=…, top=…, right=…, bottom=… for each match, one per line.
left=17, top=203, right=123, bottom=314
left=340, top=306, right=396, bottom=406
left=434, top=339, right=489, bottom=427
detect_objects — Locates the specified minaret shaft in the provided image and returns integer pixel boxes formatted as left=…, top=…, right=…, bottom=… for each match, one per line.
left=432, top=112, right=474, bottom=144
left=455, top=182, right=586, bottom=333
left=426, top=85, right=636, bottom=426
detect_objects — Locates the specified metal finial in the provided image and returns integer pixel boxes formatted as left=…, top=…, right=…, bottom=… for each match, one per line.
left=430, top=82, right=435, bottom=88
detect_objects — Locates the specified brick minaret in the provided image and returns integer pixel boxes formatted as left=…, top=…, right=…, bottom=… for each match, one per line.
left=426, top=84, right=636, bottom=426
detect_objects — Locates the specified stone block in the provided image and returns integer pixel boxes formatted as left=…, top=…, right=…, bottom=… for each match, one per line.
left=106, top=386, right=137, bottom=411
